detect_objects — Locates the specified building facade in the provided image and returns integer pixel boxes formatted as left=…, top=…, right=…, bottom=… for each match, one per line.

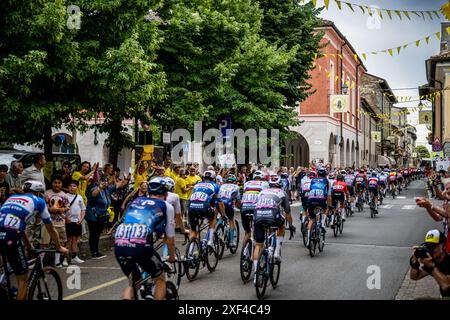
left=287, top=20, right=367, bottom=169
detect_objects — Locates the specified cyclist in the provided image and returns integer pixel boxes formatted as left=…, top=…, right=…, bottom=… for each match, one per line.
left=367, top=171, right=380, bottom=212
left=355, top=169, right=367, bottom=207
left=330, top=173, right=349, bottom=228
left=379, top=169, right=389, bottom=197
left=252, top=173, right=295, bottom=281
left=344, top=169, right=356, bottom=212
left=240, top=170, right=269, bottom=245
left=280, top=171, right=291, bottom=203
left=218, top=174, right=241, bottom=249
left=397, top=169, right=404, bottom=193
left=306, top=167, right=331, bottom=246
left=188, top=170, right=225, bottom=249
left=164, top=177, right=189, bottom=238
left=403, top=168, right=410, bottom=187
left=0, top=180, right=68, bottom=300
left=114, top=177, right=176, bottom=300
left=389, top=168, right=398, bottom=194
left=300, top=171, right=316, bottom=225
left=328, top=171, right=337, bottom=189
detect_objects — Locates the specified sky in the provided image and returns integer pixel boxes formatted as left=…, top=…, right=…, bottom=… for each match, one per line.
left=309, top=0, right=447, bottom=149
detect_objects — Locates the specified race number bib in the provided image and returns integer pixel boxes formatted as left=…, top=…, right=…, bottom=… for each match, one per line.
left=2, top=214, right=21, bottom=230
left=190, top=192, right=208, bottom=202
left=241, top=193, right=259, bottom=203
left=115, top=224, right=148, bottom=244
left=219, top=190, right=232, bottom=200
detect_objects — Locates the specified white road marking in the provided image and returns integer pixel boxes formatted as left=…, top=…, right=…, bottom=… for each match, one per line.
left=396, top=196, right=406, bottom=199
left=379, top=205, right=393, bottom=209
left=401, top=205, right=416, bottom=210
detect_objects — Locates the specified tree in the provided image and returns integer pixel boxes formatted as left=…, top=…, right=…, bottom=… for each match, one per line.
left=415, top=145, right=430, bottom=158
left=257, top=0, right=323, bottom=108
left=74, top=0, right=167, bottom=166
left=0, top=0, right=83, bottom=160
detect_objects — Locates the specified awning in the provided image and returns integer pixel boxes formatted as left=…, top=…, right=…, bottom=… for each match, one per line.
left=378, top=155, right=390, bottom=166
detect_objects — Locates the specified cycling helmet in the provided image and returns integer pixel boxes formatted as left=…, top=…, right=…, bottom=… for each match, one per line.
left=268, top=173, right=282, bottom=188
left=359, top=169, right=365, bottom=174
left=164, top=177, right=175, bottom=191
left=328, top=172, right=336, bottom=179
left=371, top=171, right=377, bottom=177
left=203, top=170, right=216, bottom=180
left=383, top=168, right=389, bottom=173
left=226, top=174, right=237, bottom=183
left=253, top=170, right=265, bottom=180
left=148, top=177, right=169, bottom=195
left=308, top=171, right=317, bottom=178
left=22, top=180, right=45, bottom=193
left=337, top=173, right=344, bottom=181
left=280, top=172, right=289, bottom=179
left=317, top=167, right=327, bottom=177
left=340, top=170, right=346, bottom=175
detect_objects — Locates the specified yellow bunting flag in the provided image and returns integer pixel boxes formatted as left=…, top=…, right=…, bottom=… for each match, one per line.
left=312, top=0, right=317, bottom=6
left=397, top=47, right=401, bottom=54
left=386, top=9, right=392, bottom=19
left=328, top=71, right=332, bottom=78
left=335, top=0, right=342, bottom=10
left=436, top=32, right=441, bottom=40
left=388, top=48, right=393, bottom=56
left=395, top=10, right=402, bottom=19
left=314, top=53, right=318, bottom=60
left=362, top=53, right=367, bottom=60
left=427, top=11, right=433, bottom=20
left=425, top=36, right=430, bottom=44
left=338, top=54, right=343, bottom=59
left=330, top=53, right=336, bottom=58
left=447, top=27, right=450, bottom=35
left=324, top=0, right=330, bottom=9
left=358, top=5, right=365, bottom=14
left=411, top=11, right=421, bottom=18
left=335, top=75, right=339, bottom=82
left=377, top=8, right=382, bottom=19
left=420, top=12, right=425, bottom=20
left=367, top=6, right=373, bottom=16
left=353, top=54, right=358, bottom=61
left=433, top=11, right=441, bottom=19
left=442, top=2, right=450, bottom=20
left=403, top=11, right=411, bottom=20
left=416, top=40, right=420, bottom=47
left=346, top=2, right=354, bottom=12
left=403, top=44, right=408, bottom=49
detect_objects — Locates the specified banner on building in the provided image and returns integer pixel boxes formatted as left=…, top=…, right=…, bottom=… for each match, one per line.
left=431, top=151, right=444, bottom=160
left=142, top=145, right=154, bottom=161
left=419, top=111, right=432, bottom=125
left=330, top=95, right=349, bottom=113
left=436, top=160, right=450, bottom=171
left=371, top=131, right=381, bottom=142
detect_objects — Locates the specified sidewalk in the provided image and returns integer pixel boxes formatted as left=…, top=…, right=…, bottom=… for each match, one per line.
left=395, top=270, right=442, bottom=300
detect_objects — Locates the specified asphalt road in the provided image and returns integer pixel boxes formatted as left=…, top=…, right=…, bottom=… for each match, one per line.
left=59, top=179, right=438, bottom=300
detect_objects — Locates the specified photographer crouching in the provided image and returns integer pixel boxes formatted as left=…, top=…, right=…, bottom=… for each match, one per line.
left=410, top=230, right=450, bottom=299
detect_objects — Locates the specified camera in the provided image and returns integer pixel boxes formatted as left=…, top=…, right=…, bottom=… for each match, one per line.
left=414, top=244, right=432, bottom=259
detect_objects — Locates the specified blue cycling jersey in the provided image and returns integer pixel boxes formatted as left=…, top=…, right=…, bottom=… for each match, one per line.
left=218, top=184, right=240, bottom=207
left=0, top=194, right=52, bottom=233
left=308, top=178, right=330, bottom=200
left=189, top=181, right=221, bottom=206
left=115, top=197, right=175, bottom=247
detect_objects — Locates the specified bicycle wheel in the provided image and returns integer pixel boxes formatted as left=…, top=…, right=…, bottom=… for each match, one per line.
left=255, top=252, right=268, bottom=300
left=301, top=221, right=308, bottom=247
left=308, top=228, right=316, bottom=257
left=370, top=206, right=375, bottom=218
left=185, top=238, right=200, bottom=281
left=333, top=215, right=338, bottom=238
left=318, top=224, right=325, bottom=252
left=229, top=220, right=240, bottom=255
left=270, top=257, right=281, bottom=288
left=174, top=248, right=183, bottom=290
left=206, top=233, right=219, bottom=272
left=165, top=281, right=179, bottom=300
left=240, top=239, right=253, bottom=283
left=28, top=267, right=62, bottom=300
left=216, top=224, right=226, bottom=260
left=339, top=215, right=344, bottom=234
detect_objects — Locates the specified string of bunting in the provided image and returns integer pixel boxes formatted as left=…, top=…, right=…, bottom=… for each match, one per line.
left=312, top=60, right=446, bottom=102
left=314, top=28, right=450, bottom=62
left=310, top=0, right=443, bottom=21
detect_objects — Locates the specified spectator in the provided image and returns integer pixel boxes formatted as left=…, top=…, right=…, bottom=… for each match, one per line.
left=186, top=166, right=201, bottom=198
left=72, top=161, right=99, bottom=205
left=409, top=230, right=450, bottom=298
left=5, top=161, right=23, bottom=194
left=21, top=153, right=46, bottom=186
left=164, top=158, right=174, bottom=179
left=0, top=165, right=10, bottom=206
left=65, top=180, right=86, bottom=264
left=103, top=163, right=114, bottom=183
left=133, top=155, right=150, bottom=191
left=238, top=166, right=247, bottom=186
left=43, top=175, right=69, bottom=267
left=120, top=181, right=149, bottom=219
left=177, top=169, right=190, bottom=225
left=59, top=161, right=73, bottom=192
left=110, top=167, right=130, bottom=226
left=85, top=174, right=128, bottom=259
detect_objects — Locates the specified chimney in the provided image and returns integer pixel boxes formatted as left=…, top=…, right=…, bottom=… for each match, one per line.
left=440, top=22, right=450, bottom=53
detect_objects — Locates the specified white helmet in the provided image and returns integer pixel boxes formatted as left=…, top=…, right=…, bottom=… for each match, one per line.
left=268, top=173, right=281, bottom=188
left=164, top=177, right=175, bottom=191
left=22, top=180, right=45, bottom=193
left=253, top=170, right=265, bottom=180
left=203, top=170, right=216, bottom=180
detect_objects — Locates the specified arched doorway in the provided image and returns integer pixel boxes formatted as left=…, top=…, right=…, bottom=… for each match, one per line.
left=346, top=139, right=350, bottom=168
left=285, top=133, right=310, bottom=167
left=328, top=133, right=335, bottom=166
left=339, top=143, right=345, bottom=168
left=351, top=141, right=355, bottom=168
left=52, top=133, right=76, bottom=153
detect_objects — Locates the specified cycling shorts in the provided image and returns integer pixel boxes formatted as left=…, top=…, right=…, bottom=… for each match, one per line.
left=240, top=209, right=255, bottom=234
left=114, top=245, right=164, bottom=279
left=223, top=203, right=235, bottom=220
left=368, top=187, right=379, bottom=197
left=347, top=186, right=354, bottom=197
left=307, top=199, right=327, bottom=219
left=0, top=229, right=28, bottom=276
left=188, top=201, right=216, bottom=231
left=301, top=194, right=309, bottom=210
left=332, top=194, right=345, bottom=208
left=355, top=184, right=365, bottom=193
left=254, top=210, right=284, bottom=244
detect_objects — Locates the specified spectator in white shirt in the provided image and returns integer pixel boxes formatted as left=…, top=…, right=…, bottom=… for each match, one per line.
left=65, top=180, right=86, bottom=264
